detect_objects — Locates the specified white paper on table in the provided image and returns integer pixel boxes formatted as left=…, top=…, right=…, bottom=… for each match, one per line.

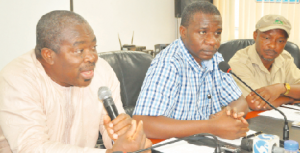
left=153, top=138, right=215, bottom=153
left=216, top=130, right=257, bottom=146
left=282, top=104, right=300, bottom=110
left=153, top=130, right=257, bottom=153
left=259, top=107, right=300, bottom=122
left=292, top=121, right=300, bottom=128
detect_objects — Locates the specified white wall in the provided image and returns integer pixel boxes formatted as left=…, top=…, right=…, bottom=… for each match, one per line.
left=74, top=0, right=177, bottom=52
left=0, top=0, right=177, bottom=70
left=0, top=0, right=70, bottom=70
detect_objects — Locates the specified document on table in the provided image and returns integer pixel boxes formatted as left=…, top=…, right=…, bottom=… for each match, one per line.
left=259, top=107, right=300, bottom=122
left=216, top=130, right=257, bottom=146
left=282, top=104, right=300, bottom=110
left=152, top=130, right=256, bottom=153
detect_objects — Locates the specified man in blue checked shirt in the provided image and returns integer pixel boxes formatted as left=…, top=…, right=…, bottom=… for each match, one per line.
left=133, top=1, right=250, bottom=140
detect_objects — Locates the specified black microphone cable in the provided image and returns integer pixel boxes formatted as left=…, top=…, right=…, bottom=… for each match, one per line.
left=219, top=61, right=289, bottom=143
left=128, top=133, right=222, bottom=153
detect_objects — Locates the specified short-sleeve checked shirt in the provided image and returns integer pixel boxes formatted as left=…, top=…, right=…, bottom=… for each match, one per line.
left=133, top=38, right=242, bottom=120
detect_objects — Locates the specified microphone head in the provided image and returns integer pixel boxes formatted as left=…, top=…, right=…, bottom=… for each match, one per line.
left=98, top=86, right=112, bottom=100
left=218, top=61, right=231, bottom=73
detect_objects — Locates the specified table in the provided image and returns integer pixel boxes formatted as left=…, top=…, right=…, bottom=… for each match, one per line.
left=149, top=111, right=264, bottom=145
left=150, top=111, right=300, bottom=152
left=248, top=116, right=300, bottom=145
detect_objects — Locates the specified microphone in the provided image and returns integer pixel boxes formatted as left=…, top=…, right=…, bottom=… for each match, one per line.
left=241, top=134, right=284, bottom=153
left=218, top=61, right=289, bottom=144
left=98, top=86, right=119, bottom=120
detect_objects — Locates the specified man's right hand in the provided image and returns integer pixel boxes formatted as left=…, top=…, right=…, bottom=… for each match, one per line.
left=107, top=120, right=152, bottom=153
left=210, top=106, right=247, bottom=124
left=210, top=109, right=249, bottom=140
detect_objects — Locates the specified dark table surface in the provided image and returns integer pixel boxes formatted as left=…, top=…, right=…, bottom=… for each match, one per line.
left=248, top=116, right=300, bottom=144
left=152, top=115, right=300, bottom=153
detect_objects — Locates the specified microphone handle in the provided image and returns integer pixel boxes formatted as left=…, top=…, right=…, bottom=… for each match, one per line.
left=102, top=97, right=119, bottom=120
left=105, top=104, right=119, bottom=120
left=230, top=71, right=289, bottom=141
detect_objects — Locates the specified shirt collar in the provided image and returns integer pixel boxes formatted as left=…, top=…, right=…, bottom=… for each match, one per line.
left=201, top=59, right=213, bottom=71
left=31, top=50, right=73, bottom=90
left=178, top=38, right=213, bottom=72
left=273, top=52, right=285, bottom=70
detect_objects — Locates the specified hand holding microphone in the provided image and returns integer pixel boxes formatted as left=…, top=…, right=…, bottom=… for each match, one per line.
left=99, top=86, right=152, bottom=153
left=107, top=120, right=152, bottom=153
left=99, top=86, right=133, bottom=140
left=103, top=114, right=133, bottom=140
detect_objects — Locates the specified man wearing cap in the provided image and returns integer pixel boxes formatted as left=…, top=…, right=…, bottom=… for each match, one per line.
left=229, top=15, right=300, bottom=110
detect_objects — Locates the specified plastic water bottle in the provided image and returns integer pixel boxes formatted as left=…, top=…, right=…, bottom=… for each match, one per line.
left=284, top=140, right=299, bottom=153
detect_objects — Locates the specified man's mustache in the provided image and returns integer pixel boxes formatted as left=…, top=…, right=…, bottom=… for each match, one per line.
left=79, top=63, right=96, bottom=71
left=264, top=49, right=277, bottom=54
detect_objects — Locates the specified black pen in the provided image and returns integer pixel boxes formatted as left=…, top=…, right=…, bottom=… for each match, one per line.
left=243, top=131, right=263, bottom=139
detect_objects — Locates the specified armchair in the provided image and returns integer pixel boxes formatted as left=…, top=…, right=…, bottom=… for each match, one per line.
left=96, top=51, right=153, bottom=149
left=98, top=51, right=154, bottom=116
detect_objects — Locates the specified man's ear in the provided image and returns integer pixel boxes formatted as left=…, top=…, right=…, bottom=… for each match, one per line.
left=179, top=25, right=187, bottom=39
left=41, top=48, right=56, bottom=65
left=253, top=31, right=258, bottom=41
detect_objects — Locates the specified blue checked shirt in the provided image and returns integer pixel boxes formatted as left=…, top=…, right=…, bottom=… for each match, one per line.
left=133, top=38, right=242, bottom=120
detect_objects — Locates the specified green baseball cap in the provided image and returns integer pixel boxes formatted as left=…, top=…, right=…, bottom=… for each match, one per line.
left=256, top=15, right=291, bottom=35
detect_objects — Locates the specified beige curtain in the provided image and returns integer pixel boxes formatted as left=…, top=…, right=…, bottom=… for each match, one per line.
left=239, top=0, right=300, bottom=46
left=239, top=0, right=300, bottom=47
left=214, top=0, right=300, bottom=47
left=213, top=0, right=236, bottom=43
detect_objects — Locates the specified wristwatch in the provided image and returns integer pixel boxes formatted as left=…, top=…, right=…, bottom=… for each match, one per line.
left=284, top=83, right=290, bottom=96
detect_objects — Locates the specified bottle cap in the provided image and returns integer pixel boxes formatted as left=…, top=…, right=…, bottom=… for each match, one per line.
left=284, top=140, right=299, bottom=151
